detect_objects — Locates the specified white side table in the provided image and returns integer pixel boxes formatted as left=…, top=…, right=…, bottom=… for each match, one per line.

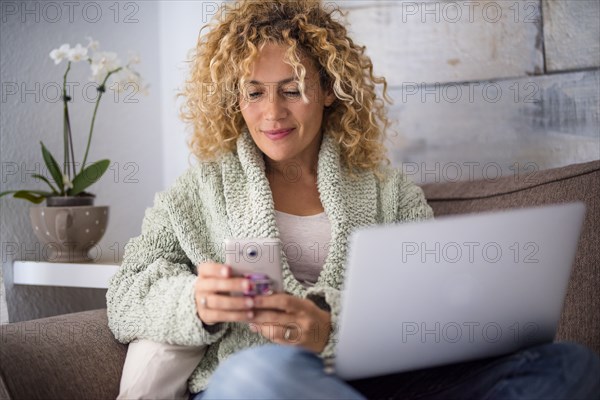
left=13, top=260, right=120, bottom=289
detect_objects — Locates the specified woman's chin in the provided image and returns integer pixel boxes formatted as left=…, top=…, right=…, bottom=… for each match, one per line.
left=263, top=152, right=294, bottom=165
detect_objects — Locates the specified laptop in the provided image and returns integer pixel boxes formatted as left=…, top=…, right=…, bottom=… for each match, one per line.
left=333, top=202, right=586, bottom=380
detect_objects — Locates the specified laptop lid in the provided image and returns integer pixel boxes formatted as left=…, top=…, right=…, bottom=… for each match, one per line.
left=334, top=202, right=586, bottom=380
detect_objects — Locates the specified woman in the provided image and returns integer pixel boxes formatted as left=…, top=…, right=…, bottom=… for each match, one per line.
left=106, top=1, right=599, bottom=399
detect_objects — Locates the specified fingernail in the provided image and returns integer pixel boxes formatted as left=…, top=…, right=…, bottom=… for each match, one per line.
left=245, top=298, right=254, bottom=308
left=249, top=324, right=258, bottom=332
left=247, top=311, right=254, bottom=319
left=221, top=266, right=229, bottom=277
left=243, top=279, right=252, bottom=291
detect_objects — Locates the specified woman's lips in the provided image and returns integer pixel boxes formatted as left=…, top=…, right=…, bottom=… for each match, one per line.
left=263, top=128, right=294, bottom=140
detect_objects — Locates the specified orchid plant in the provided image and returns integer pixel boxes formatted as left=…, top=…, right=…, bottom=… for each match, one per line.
left=1, top=37, right=146, bottom=204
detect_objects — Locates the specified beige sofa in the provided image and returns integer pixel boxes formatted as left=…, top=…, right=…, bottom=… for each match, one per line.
left=1, top=160, right=598, bottom=400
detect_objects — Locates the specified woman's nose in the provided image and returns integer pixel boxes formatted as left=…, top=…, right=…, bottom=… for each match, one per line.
left=264, top=91, right=287, bottom=121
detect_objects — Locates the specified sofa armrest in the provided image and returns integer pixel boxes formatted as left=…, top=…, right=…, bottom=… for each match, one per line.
left=0, top=309, right=126, bottom=400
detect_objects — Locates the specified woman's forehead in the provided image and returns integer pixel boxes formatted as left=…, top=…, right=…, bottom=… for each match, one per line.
left=242, top=73, right=320, bottom=89
left=247, top=76, right=297, bottom=85
left=244, top=59, right=318, bottom=83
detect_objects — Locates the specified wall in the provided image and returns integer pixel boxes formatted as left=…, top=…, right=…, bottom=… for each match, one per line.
left=159, top=1, right=238, bottom=187
left=159, top=1, right=210, bottom=187
left=0, top=1, right=163, bottom=323
left=339, top=0, right=599, bottom=183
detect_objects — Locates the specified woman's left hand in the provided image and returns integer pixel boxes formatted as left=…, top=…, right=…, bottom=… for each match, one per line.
left=248, top=293, right=331, bottom=353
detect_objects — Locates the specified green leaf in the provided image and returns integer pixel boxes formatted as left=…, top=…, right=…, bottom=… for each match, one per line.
left=32, top=174, right=59, bottom=194
left=0, top=190, right=20, bottom=198
left=69, top=159, right=110, bottom=196
left=40, top=141, right=64, bottom=193
left=13, top=190, right=54, bottom=204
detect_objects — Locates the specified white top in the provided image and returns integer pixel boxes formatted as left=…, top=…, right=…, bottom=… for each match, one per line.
left=274, top=210, right=332, bottom=287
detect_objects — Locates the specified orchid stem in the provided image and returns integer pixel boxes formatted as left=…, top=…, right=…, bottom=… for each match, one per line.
left=66, top=105, right=76, bottom=179
left=62, top=62, right=72, bottom=181
left=81, top=67, right=121, bottom=170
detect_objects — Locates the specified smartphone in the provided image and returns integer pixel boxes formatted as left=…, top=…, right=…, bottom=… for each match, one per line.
left=223, top=238, right=284, bottom=295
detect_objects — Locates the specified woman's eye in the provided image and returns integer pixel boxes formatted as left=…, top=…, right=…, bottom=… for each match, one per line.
left=283, top=91, right=300, bottom=97
left=248, top=92, right=262, bottom=99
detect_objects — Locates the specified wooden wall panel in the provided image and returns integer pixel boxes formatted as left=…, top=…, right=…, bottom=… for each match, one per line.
left=383, top=70, right=600, bottom=183
left=543, top=0, right=600, bottom=71
left=333, top=0, right=544, bottom=85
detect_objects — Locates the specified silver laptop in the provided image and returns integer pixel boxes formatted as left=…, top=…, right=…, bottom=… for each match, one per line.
left=334, top=202, right=586, bottom=380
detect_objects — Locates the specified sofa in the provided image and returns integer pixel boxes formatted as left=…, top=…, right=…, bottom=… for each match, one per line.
left=1, top=160, right=598, bottom=400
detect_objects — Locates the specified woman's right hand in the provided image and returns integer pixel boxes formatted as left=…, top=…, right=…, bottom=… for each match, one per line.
left=194, top=262, right=256, bottom=326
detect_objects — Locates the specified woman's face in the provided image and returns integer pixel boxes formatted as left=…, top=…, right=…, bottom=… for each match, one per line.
left=239, top=42, right=335, bottom=168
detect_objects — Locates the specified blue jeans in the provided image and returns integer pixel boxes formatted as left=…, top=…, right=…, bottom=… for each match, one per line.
left=191, top=342, right=600, bottom=399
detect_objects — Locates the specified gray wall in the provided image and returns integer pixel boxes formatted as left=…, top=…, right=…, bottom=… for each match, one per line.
left=1, top=1, right=163, bottom=323
left=341, top=0, right=600, bottom=183
left=159, top=1, right=210, bottom=188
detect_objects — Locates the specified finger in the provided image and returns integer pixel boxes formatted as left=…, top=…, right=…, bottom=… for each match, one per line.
left=199, top=309, right=255, bottom=325
left=250, top=321, right=302, bottom=344
left=278, top=323, right=302, bottom=343
left=205, top=293, right=255, bottom=311
left=196, top=277, right=252, bottom=293
left=253, top=293, right=304, bottom=312
left=250, top=309, right=295, bottom=324
left=197, top=262, right=231, bottom=278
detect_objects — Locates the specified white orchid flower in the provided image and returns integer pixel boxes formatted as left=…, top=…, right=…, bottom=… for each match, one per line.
left=110, top=68, right=139, bottom=93
left=49, top=44, right=70, bottom=65
left=85, top=36, right=99, bottom=51
left=126, top=51, right=141, bottom=65
left=90, top=51, right=121, bottom=83
left=140, top=85, right=150, bottom=96
left=117, top=69, right=150, bottom=96
left=67, top=44, right=88, bottom=62
left=62, top=174, right=74, bottom=190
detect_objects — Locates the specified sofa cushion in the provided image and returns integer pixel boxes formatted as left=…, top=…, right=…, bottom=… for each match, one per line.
left=0, top=308, right=126, bottom=400
left=422, top=160, right=600, bottom=354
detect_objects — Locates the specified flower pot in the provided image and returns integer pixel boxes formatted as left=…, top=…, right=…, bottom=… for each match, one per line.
left=29, top=205, right=109, bottom=262
left=46, top=194, right=95, bottom=207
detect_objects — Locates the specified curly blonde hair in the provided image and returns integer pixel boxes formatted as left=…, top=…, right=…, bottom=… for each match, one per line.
left=179, top=0, right=393, bottom=176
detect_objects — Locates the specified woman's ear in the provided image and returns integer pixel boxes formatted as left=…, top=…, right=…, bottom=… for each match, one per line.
left=324, top=88, right=336, bottom=107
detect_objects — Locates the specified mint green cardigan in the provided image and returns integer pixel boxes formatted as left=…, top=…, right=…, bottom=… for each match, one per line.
left=106, top=129, right=434, bottom=393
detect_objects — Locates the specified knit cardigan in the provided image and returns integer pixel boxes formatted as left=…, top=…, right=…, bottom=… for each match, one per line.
left=106, top=129, right=434, bottom=393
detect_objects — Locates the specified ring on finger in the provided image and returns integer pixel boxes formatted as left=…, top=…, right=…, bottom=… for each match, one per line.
left=200, top=295, right=208, bottom=308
